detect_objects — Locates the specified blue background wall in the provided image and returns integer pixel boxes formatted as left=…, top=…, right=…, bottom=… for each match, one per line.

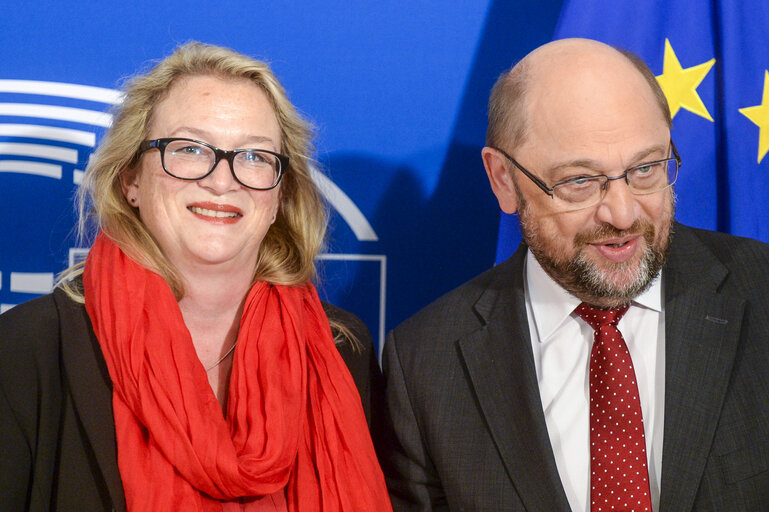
left=10, top=2, right=767, bottom=352
left=0, top=1, right=564, bottom=350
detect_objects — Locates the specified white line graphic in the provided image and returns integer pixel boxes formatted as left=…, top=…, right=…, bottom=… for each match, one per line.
left=0, top=80, right=121, bottom=104
left=1, top=304, right=14, bottom=313
left=10, top=272, right=54, bottom=294
left=317, top=253, right=387, bottom=353
left=0, top=123, right=96, bottom=146
left=0, top=160, right=62, bottom=178
left=0, top=142, right=78, bottom=163
left=0, top=103, right=112, bottom=127
left=311, top=167, right=378, bottom=241
left=69, top=248, right=90, bottom=267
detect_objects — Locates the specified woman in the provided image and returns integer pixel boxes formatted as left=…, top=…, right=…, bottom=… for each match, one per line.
left=0, top=42, right=391, bottom=511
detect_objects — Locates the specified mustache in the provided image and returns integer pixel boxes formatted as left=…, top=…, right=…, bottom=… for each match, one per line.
left=573, top=219, right=655, bottom=247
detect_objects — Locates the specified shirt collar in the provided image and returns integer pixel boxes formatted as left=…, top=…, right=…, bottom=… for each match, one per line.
left=525, top=249, right=662, bottom=343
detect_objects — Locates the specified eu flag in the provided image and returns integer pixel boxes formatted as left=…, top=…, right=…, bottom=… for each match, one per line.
left=495, top=0, right=769, bottom=263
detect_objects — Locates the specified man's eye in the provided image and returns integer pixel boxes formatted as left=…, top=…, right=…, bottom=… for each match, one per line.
left=633, top=162, right=665, bottom=178
left=568, top=176, right=597, bottom=187
left=636, top=164, right=655, bottom=175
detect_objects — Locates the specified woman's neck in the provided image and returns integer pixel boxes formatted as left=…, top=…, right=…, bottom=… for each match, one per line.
left=177, top=267, right=254, bottom=412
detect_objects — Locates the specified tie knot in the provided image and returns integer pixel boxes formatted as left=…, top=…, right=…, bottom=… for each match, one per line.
left=575, top=302, right=629, bottom=331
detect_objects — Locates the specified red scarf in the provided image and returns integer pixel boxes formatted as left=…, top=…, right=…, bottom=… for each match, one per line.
left=83, top=233, right=392, bottom=511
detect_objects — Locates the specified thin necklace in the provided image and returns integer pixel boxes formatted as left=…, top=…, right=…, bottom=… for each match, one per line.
left=205, top=342, right=237, bottom=372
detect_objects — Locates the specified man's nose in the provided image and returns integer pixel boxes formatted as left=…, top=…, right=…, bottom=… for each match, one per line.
left=594, top=178, right=638, bottom=230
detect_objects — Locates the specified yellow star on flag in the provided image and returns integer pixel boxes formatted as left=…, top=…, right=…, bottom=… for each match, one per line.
left=656, top=39, right=715, bottom=121
left=739, top=70, right=769, bottom=164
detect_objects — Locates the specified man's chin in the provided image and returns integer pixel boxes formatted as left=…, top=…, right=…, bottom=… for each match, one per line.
left=569, top=237, right=666, bottom=305
left=581, top=251, right=645, bottom=287
left=592, top=268, right=645, bottom=292
left=569, top=259, right=648, bottom=305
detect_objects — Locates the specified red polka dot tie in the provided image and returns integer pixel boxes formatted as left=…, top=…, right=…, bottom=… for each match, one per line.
left=576, top=303, right=652, bottom=512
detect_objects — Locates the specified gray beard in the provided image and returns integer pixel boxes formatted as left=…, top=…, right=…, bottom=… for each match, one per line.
left=561, top=228, right=668, bottom=307
left=520, top=209, right=674, bottom=309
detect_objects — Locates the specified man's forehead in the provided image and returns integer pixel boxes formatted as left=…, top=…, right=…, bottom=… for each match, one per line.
left=517, top=44, right=667, bottom=154
left=526, top=43, right=643, bottom=102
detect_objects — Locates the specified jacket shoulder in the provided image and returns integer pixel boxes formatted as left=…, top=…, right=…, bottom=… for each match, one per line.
left=0, top=293, right=60, bottom=339
left=682, top=225, right=769, bottom=264
left=0, top=293, right=63, bottom=385
left=671, top=224, right=769, bottom=289
left=391, top=254, right=523, bottom=348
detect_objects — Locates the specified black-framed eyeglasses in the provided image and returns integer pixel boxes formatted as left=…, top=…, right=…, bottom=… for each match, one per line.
left=138, top=137, right=288, bottom=191
left=490, top=140, right=681, bottom=211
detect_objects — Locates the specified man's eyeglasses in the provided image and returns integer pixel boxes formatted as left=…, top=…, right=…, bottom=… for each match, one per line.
left=490, top=141, right=681, bottom=211
left=138, top=137, right=288, bottom=191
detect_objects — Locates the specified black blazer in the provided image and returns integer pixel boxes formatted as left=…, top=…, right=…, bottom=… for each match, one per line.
left=375, top=223, right=769, bottom=511
left=0, top=287, right=382, bottom=512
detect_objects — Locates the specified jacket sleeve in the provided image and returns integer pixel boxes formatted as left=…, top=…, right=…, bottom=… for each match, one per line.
left=0, top=377, right=31, bottom=511
left=373, top=329, right=449, bottom=511
left=0, top=295, right=63, bottom=512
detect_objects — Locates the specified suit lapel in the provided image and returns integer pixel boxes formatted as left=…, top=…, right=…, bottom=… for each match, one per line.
left=659, top=225, right=744, bottom=511
left=458, top=247, right=571, bottom=511
left=54, top=289, right=126, bottom=512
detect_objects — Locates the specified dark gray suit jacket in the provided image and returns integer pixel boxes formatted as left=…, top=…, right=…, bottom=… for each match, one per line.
left=375, top=223, right=769, bottom=511
left=0, top=286, right=381, bottom=512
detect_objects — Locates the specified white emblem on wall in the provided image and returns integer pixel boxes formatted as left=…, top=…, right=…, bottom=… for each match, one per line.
left=0, top=79, right=119, bottom=184
left=0, top=80, right=385, bottom=345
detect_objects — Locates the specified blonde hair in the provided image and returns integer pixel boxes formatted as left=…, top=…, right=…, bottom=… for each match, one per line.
left=61, top=42, right=325, bottom=300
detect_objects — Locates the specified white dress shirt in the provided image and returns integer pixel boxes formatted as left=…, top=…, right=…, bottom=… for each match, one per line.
left=524, top=250, right=665, bottom=512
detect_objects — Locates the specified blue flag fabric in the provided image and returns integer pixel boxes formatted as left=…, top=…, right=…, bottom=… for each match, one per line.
left=495, top=0, right=769, bottom=264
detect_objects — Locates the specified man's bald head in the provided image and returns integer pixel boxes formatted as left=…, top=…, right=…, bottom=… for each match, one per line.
left=486, top=38, right=672, bottom=152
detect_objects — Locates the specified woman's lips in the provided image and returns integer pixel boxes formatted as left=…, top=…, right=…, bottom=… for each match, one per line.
left=187, top=202, right=243, bottom=224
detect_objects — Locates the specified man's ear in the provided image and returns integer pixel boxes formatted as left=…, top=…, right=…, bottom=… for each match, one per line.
left=121, top=168, right=140, bottom=207
left=482, top=147, right=519, bottom=214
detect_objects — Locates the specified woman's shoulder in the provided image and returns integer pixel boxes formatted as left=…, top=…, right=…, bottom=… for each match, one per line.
left=319, top=302, right=382, bottom=426
left=0, top=293, right=61, bottom=350
left=321, top=301, right=375, bottom=363
left=0, top=289, right=88, bottom=378
left=0, top=293, right=68, bottom=443
left=322, top=301, right=373, bottom=340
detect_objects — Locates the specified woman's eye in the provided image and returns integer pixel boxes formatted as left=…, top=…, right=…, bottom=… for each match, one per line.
left=171, top=144, right=204, bottom=156
left=242, top=151, right=270, bottom=165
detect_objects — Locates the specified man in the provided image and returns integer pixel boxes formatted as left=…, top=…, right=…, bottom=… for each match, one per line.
left=374, top=38, right=769, bottom=511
